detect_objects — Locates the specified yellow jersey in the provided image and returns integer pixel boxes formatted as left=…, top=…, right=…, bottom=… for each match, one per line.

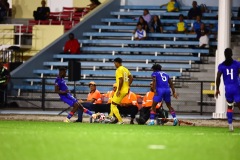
left=167, top=1, right=179, bottom=12
left=115, top=66, right=131, bottom=93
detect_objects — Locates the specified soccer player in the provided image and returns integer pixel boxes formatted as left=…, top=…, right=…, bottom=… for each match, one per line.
left=215, top=48, right=240, bottom=132
left=109, top=58, right=133, bottom=124
left=55, top=67, right=94, bottom=122
left=148, top=64, right=178, bottom=126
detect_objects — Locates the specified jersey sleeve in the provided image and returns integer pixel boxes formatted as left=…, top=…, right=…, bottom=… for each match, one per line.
left=55, top=78, right=60, bottom=86
left=116, top=67, right=123, bottom=78
left=218, top=64, right=223, bottom=73
left=151, top=72, right=156, bottom=77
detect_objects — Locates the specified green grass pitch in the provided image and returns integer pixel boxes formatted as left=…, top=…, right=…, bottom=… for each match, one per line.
left=0, top=120, right=239, bottom=160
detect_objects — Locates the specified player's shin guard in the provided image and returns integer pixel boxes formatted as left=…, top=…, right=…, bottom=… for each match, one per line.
left=111, top=104, right=123, bottom=122
left=170, top=110, right=176, bottom=119
left=67, top=111, right=74, bottom=119
left=83, top=108, right=92, bottom=116
left=150, top=111, right=156, bottom=122
left=227, top=109, right=233, bottom=124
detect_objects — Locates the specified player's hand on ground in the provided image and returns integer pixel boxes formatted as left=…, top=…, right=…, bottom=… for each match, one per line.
left=215, top=90, right=220, bottom=98
left=173, top=92, right=178, bottom=99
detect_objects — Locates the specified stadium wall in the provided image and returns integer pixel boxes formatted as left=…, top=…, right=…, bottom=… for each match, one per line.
left=11, top=0, right=106, bottom=19
left=11, top=0, right=121, bottom=78
left=126, top=0, right=240, bottom=7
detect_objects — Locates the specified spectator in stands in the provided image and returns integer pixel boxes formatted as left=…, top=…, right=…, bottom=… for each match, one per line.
left=196, top=23, right=209, bottom=40
left=150, top=15, right=163, bottom=33
left=102, top=83, right=117, bottom=105
left=118, top=90, right=139, bottom=124
left=0, top=0, right=9, bottom=22
left=191, top=15, right=202, bottom=33
left=0, top=62, right=10, bottom=107
left=134, top=23, right=147, bottom=40
left=63, top=33, right=80, bottom=54
left=176, top=14, right=187, bottom=33
left=134, top=16, right=149, bottom=33
left=160, top=0, right=179, bottom=12
left=88, top=0, right=101, bottom=11
left=136, top=82, right=162, bottom=125
left=188, top=1, right=202, bottom=20
left=76, top=81, right=102, bottom=122
left=33, top=0, right=50, bottom=20
left=142, top=9, right=152, bottom=25
left=199, top=30, right=209, bottom=48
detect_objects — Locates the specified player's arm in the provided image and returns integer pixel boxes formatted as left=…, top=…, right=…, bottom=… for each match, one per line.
left=152, top=76, right=156, bottom=94
left=128, top=74, right=133, bottom=87
left=118, top=77, right=123, bottom=91
left=168, top=78, right=178, bottom=99
left=54, top=85, right=69, bottom=94
left=215, top=71, right=222, bottom=98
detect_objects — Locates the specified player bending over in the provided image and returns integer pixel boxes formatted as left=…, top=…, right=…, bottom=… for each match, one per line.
left=148, top=64, right=178, bottom=126
left=108, top=58, right=133, bottom=124
left=215, top=48, right=240, bottom=132
left=55, top=67, right=95, bottom=122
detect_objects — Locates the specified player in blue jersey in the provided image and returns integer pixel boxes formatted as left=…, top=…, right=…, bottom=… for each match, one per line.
left=215, top=48, right=240, bottom=132
left=148, top=64, right=179, bottom=126
left=55, top=67, right=94, bottom=123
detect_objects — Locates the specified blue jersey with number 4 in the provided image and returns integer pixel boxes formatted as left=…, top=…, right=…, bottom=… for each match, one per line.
left=218, top=60, right=240, bottom=86
left=151, top=71, right=170, bottom=89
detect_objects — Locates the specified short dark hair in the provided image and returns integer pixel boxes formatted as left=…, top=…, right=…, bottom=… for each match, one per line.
left=224, top=48, right=232, bottom=58
left=69, top=33, right=74, bottom=37
left=152, top=64, right=162, bottom=71
left=59, top=67, right=67, bottom=72
left=179, top=14, right=184, bottom=18
left=114, top=57, right=122, bottom=63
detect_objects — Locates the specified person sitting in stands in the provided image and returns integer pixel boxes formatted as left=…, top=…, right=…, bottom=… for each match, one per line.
left=76, top=81, right=102, bottom=122
left=88, top=0, right=101, bottom=11
left=150, top=15, right=163, bottom=33
left=118, top=90, right=139, bottom=124
left=188, top=1, right=202, bottom=20
left=134, top=16, right=149, bottom=34
left=33, top=0, right=50, bottom=20
left=191, top=15, right=203, bottom=33
left=196, top=23, right=209, bottom=40
left=0, top=0, right=9, bottom=22
left=134, top=23, right=147, bottom=40
left=199, top=30, right=209, bottom=48
left=160, top=0, right=179, bottom=12
left=176, top=14, right=187, bottom=33
left=63, top=33, right=80, bottom=54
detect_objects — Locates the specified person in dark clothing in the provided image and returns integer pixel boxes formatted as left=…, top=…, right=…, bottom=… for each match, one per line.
left=195, top=23, right=209, bottom=40
left=0, top=0, right=9, bottom=22
left=33, top=0, right=50, bottom=20
left=0, top=62, right=10, bottom=107
left=150, top=15, right=163, bottom=33
left=188, top=1, right=202, bottom=20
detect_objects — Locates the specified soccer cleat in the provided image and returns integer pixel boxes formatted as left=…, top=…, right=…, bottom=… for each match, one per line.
left=148, top=121, right=155, bottom=126
left=173, top=118, right=178, bottom=126
left=117, top=121, right=124, bottom=125
left=63, top=118, right=71, bottom=123
left=229, top=124, right=234, bottom=132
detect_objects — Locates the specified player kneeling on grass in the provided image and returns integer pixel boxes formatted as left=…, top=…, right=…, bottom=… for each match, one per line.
left=55, top=67, right=96, bottom=122
left=148, top=64, right=178, bottom=126
left=215, top=48, right=240, bottom=132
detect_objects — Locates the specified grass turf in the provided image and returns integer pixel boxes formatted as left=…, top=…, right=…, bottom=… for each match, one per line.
left=0, top=120, right=239, bottom=160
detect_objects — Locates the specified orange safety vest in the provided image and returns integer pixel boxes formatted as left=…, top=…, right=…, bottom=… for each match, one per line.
left=87, top=89, right=102, bottom=104
left=142, top=91, right=161, bottom=109
left=120, top=91, right=139, bottom=108
left=103, top=90, right=115, bottom=104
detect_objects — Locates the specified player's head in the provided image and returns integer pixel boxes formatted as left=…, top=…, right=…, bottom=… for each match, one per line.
left=113, top=57, right=122, bottom=68
left=152, top=64, right=162, bottom=72
left=150, top=82, right=154, bottom=91
left=113, top=83, right=117, bottom=92
left=89, top=81, right=96, bottom=91
left=224, top=48, right=233, bottom=66
left=59, top=67, right=67, bottom=78
left=41, top=0, right=46, bottom=7
left=137, top=23, right=143, bottom=30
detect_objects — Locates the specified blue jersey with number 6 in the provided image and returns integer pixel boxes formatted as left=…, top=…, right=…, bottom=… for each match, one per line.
left=151, top=71, right=170, bottom=89
left=218, top=60, right=240, bottom=86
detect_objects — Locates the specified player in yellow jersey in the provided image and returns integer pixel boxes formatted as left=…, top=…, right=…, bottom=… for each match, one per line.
left=109, top=58, right=133, bottom=124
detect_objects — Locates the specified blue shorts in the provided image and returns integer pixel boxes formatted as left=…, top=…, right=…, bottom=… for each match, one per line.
left=60, top=94, right=78, bottom=107
left=153, top=88, right=171, bottom=103
left=225, top=85, right=240, bottom=103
